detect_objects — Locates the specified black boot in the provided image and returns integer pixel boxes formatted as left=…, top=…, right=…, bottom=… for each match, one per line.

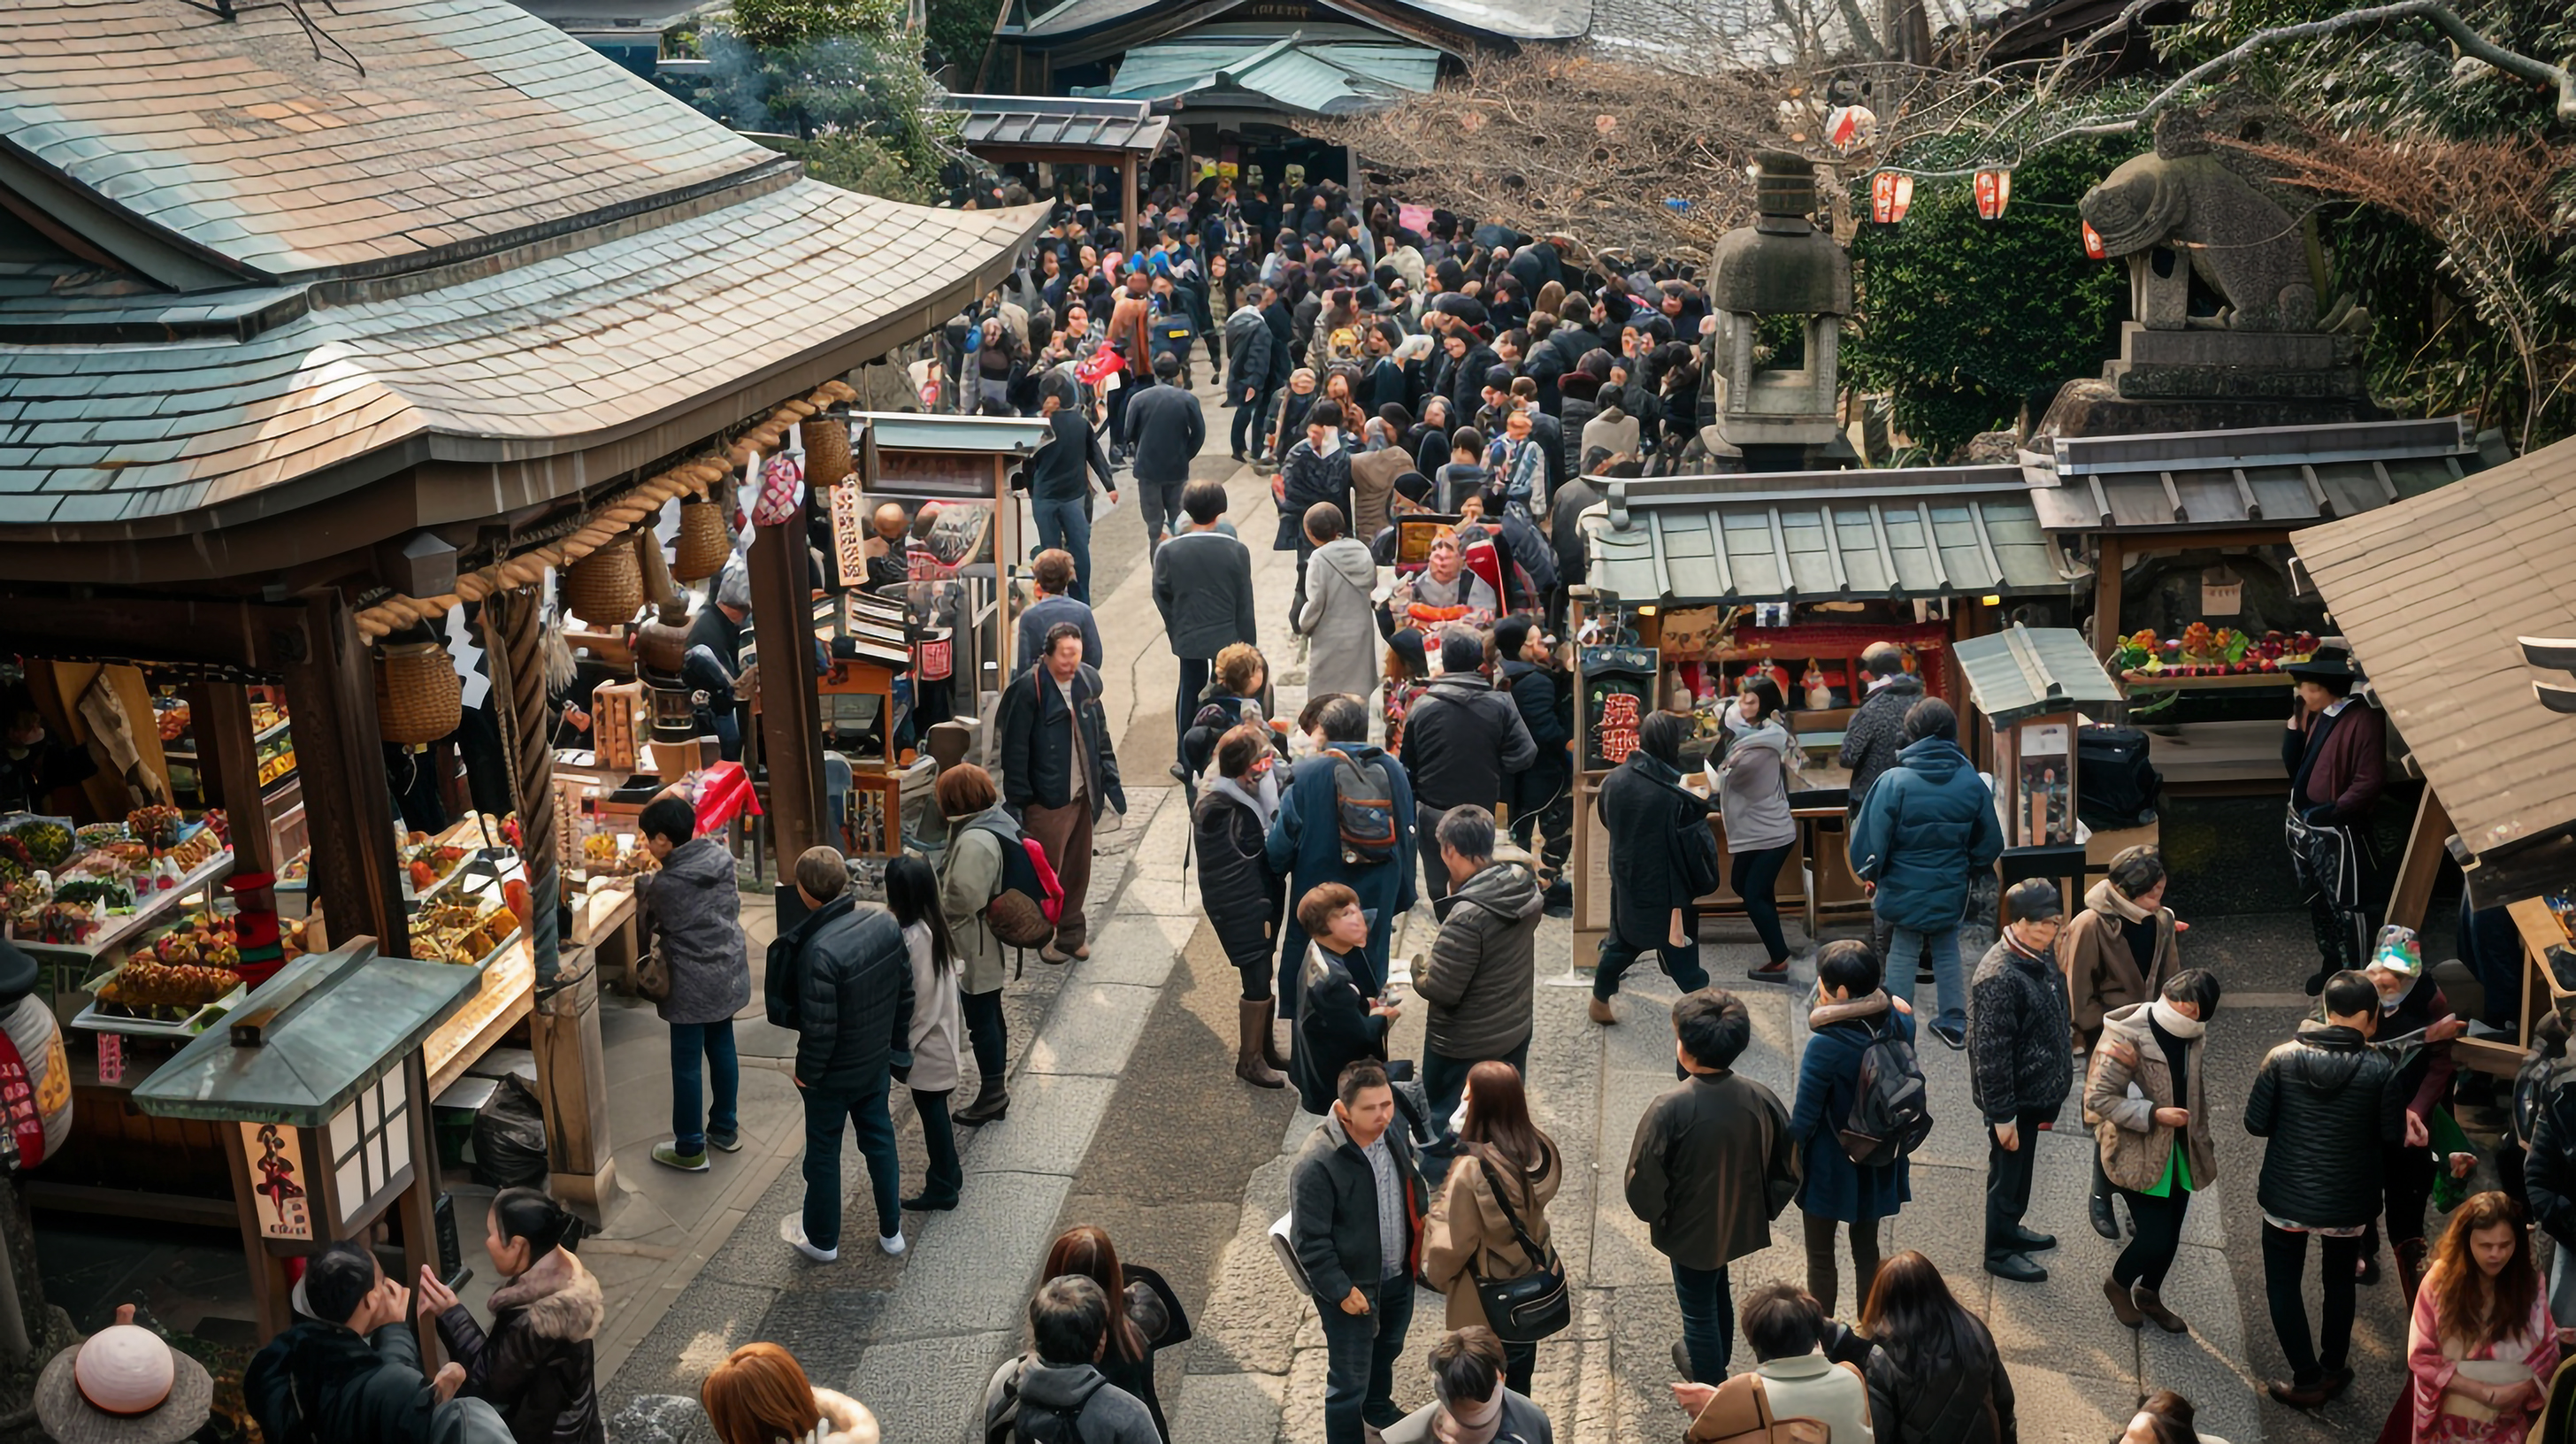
left=2090, top=1156, right=2120, bottom=1240
left=954, top=1071, right=1009, bottom=1125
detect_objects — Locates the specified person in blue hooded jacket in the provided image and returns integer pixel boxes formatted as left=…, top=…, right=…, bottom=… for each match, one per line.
left=1847, top=697, right=2004, bottom=1051
left=1266, top=693, right=1417, bottom=1014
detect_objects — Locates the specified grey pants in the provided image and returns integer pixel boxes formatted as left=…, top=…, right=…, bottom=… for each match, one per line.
left=1137, top=474, right=1187, bottom=548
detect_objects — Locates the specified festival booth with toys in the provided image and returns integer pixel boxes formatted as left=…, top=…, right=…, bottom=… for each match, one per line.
left=1569, top=467, right=2082, bottom=960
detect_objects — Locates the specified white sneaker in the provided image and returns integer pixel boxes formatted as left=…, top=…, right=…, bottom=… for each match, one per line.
left=779, top=1217, right=837, bottom=1264
left=878, top=1232, right=908, bottom=1257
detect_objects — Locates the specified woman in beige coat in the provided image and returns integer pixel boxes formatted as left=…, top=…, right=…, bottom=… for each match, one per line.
left=934, top=765, right=1014, bottom=1127
left=2083, top=968, right=2220, bottom=1336
left=1422, top=1060, right=1560, bottom=1394
left=2062, top=845, right=2180, bottom=1243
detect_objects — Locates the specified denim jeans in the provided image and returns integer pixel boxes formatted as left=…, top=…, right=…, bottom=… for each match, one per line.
left=961, top=987, right=1007, bottom=1079
left=801, top=1076, right=901, bottom=1252
left=1317, top=1276, right=1416, bottom=1444
left=1671, top=1261, right=1733, bottom=1384
left=910, top=1087, right=962, bottom=1204
left=1419, top=1041, right=1529, bottom=1183
left=1889, top=924, right=1965, bottom=1033
left=1031, top=495, right=1093, bottom=603
left=1593, top=911, right=1708, bottom=1002
left=669, top=1019, right=739, bottom=1154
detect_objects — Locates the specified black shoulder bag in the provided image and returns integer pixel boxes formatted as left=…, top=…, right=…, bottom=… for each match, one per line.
left=1469, top=1151, right=1571, bottom=1342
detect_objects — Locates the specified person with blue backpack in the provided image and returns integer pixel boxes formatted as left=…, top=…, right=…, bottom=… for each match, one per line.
left=1788, top=940, right=1920, bottom=1317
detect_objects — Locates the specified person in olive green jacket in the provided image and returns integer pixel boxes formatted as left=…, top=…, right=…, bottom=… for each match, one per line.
left=1625, top=989, right=1799, bottom=1386
left=934, top=764, right=1015, bottom=1127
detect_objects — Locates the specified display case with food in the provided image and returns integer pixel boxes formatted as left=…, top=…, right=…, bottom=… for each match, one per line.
left=409, top=853, right=530, bottom=968
left=2116, top=627, right=2319, bottom=686
left=75, top=954, right=247, bottom=1036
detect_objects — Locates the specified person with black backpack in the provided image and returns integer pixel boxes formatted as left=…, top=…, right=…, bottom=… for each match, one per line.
left=980, top=1275, right=1161, bottom=1444
left=1787, top=941, right=1920, bottom=1317
left=1264, top=694, right=1418, bottom=1010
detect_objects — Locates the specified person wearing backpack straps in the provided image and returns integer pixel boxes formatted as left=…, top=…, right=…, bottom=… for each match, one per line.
left=1672, top=1285, right=1872, bottom=1444
left=2083, top=968, right=2222, bottom=1334
left=1787, top=941, right=1915, bottom=1318
left=935, top=764, right=1016, bottom=1127
left=980, top=1276, right=1162, bottom=1444
left=996, top=621, right=1126, bottom=965
left=1266, top=694, right=1418, bottom=1011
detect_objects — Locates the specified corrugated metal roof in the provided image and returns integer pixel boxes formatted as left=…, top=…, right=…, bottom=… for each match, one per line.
left=1085, top=33, right=1440, bottom=116
left=1954, top=625, right=2123, bottom=726
left=2297, top=436, right=2576, bottom=870
left=1583, top=467, right=2074, bottom=605
left=944, top=94, right=1169, bottom=155
left=0, top=0, right=780, bottom=282
left=0, top=184, right=1046, bottom=537
left=2019, top=417, right=2478, bottom=533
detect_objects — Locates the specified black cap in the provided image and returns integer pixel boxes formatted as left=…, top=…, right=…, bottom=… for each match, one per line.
left=2005, top=879, right=2064, bottom=923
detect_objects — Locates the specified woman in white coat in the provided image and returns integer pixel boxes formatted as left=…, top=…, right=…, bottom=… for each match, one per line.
left=886, top=854, right=965, bottom=1213
left=1295, top=502, right=1383, bottom=706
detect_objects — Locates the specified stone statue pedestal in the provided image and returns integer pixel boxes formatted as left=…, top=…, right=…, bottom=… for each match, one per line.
left=2038, top=323, right=2383, bottom=440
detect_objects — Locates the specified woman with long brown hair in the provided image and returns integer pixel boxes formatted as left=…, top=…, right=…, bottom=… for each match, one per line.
left=700, top=1342, right=878, bottom=1444
left=1039, top=1225, right=1191, bottom=1442
left=1858, top=1250, right=2015, bottom=1444
left=2407, top=1192, right=2558, bottom=1443
left=1422, top=1060, right=1560, bottom=1395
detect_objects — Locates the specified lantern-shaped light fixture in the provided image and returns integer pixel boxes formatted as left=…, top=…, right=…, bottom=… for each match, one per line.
left=1825, top=104, right=1876, bottom=151
left=1974, top=168, right=2012, bottom=220
left=2082, top=220, right=2109, bottom=259
left=1869, top=173, right=1914, bottom=224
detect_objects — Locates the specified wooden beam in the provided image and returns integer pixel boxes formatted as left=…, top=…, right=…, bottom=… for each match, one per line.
left=188, top=680, right=274, bottom=875
left=280, top=589, right=407, bottom=957
left=749, top=513, right=827, bottom=870
left=2092, top=534, right=2124, bottom=661
left=0, top=596, right=310, bottom=674
left=1121, top=153, right=1139, bottom=256
left=2386, top=787, right=2456, bottom=935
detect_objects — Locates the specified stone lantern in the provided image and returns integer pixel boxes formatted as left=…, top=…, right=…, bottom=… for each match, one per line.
left=1703, top=150, right=1856, bottom=471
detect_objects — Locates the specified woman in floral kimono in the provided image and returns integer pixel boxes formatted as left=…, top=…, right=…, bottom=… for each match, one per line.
left=2407, top=1191, right=2558, bottom=1443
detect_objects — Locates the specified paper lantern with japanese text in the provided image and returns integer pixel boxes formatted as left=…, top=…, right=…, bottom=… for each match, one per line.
left=1974, top=169, right=2012, bottom=220
left=1869, top=173, right=1914, bottom=225
left=2082, top=221, right=2108, bottom=259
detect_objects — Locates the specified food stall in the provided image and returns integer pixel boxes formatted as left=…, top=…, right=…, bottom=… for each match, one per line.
left=1570, top=466, right=2082, bottom=962
left=2293, top=434, right=2576, bottom=1077
left=2018, top=416, right=2483, bottom=789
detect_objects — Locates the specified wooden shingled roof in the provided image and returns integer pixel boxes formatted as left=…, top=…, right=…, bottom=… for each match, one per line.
left=0, top=0, right=1046, bottom=572
left=2296, top=437, right=2576, bottom=868
left=0, top=0, right=782, bottom=281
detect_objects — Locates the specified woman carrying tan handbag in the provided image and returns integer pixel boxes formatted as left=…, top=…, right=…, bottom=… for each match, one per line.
left=1422, top=1060, right=1561, bottom=1395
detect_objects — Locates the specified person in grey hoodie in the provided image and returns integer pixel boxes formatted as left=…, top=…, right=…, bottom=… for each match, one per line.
left=1296, top=503, right=1383, bottom=706
left=1720, top=678, right=1801, bottom=983
left=1413, top=806, right=1545, bottom=1179
left=634, top=796, right=749, bottom=1173
left=982, top=1276, right=1162, bottom=1444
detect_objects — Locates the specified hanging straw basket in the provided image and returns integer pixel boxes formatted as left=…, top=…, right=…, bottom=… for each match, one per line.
left=376, top=641, right=463, bottom=745
left=673, top=495, right=730, bottom=582
left=801, top=415, right=853, bottom=489
left=563, top=535, right=643, bottom=623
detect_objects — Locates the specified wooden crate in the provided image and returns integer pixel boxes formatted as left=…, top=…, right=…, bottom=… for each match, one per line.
left=591, top=680, right=644, bottom=772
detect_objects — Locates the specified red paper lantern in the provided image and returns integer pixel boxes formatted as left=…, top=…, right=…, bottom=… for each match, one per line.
left=1974, top=168, right=2012, bottom=220
left=1870, top=173, right=1914, bottom=224
left=2082, top=220, right=2108, bottom=259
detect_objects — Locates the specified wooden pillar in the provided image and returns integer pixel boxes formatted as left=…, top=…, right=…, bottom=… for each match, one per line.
left=220, top=1123, right=292, bottom=1344
left=280, top=589, right=408, bottom=957
left=482, top=588, right=560, bottom=982
left=749, top=507, right=826, bottom=873
left=2092, top=534, right=2125, bottom=661
left=395, top=1049, right=444, bottom=1367
left=2386, top=787, right=2456, bottom=934
left=188, top=680, right=274, bottom=875
left=1121, top=152, right=1139, bottom=255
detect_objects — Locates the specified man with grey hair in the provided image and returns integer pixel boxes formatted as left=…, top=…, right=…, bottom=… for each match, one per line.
left=1413, top=803, right=1543, bottom=1179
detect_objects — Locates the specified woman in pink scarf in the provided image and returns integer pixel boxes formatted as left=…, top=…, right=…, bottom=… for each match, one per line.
left=2407, top=1191, right=2558, bottom=1442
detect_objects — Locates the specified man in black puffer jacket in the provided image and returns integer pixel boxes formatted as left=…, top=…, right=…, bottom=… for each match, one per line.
left=1493, top=617, right=1572, bottom=903
left=2245, top=970, right=2406, bottom=1409
left=773, top=847, right=914, bottom=1264
left=1966, top=880, right=2073, bottom=1286
left=1397, top=630, right=1536, bottom=907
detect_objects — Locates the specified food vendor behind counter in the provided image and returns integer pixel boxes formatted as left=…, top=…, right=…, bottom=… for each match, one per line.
left=0, top=688, right=96, bottom=817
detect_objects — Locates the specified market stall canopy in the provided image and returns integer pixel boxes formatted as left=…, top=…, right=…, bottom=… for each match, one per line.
left=854, top=413, right=1055, bottom=457
left=132, top=941, right=479, bottom=1127
left=1077, top=29, right=1443, bottom=116
left=2297, top=436, right=2576, bottom=907
left=1010, top=0, right=1586, bottom=44
left=2018, top=418, right=2480, bottom=534
left=942, top=94, right=1170, bottom=160
left=0, top=0, right=1044, bottom=572
left=1582, top=468, right=2076, bottom=606
left=1954, top=625, right=2124, bottom=727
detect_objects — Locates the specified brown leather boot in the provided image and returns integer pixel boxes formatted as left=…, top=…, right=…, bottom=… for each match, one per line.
left=1589, top=996, right=1617, bottom=1025
left=2132, top=1286, right=2186, bottom=1333
left=2396, top=1237, right=2430, bottom=1303
left=1236, top=999, right=1285, bottom=1089
left=2103, top=1277, right=2143, bottom=1328
left=1258, top=998, right=1290, bottom=1071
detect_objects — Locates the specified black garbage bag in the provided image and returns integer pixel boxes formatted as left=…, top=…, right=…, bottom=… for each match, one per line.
left=470, top=1073, right=548, bottom=1189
